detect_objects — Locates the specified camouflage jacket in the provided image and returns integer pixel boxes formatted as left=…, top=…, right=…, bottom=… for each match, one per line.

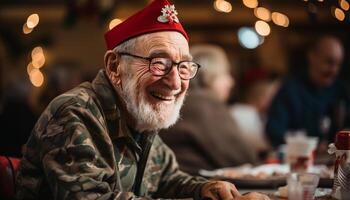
left=16, top=70, right=208, bottom=200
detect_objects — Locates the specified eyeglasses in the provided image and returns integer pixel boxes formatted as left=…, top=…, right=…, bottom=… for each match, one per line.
left=118, top=52, right=201, bottom=80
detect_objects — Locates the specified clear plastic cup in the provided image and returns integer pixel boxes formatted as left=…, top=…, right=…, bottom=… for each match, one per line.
left=287, top=173, right=320, bottom=200
left=286, top=134, right=318, bottom=173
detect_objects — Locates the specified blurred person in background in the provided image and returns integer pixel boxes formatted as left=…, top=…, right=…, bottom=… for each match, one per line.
left=161, top=44, right=259, bottom=175
left=0, top=62, right=83, bottom=157
left=230, top=68, right=279, bottom=158
left=0, top=78, right=37, bottom=157
left=38, top=62, right=84, bottom=111
left=266, top=35, right=350, bottom=150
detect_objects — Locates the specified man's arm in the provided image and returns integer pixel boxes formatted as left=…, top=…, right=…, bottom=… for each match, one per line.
left=151, top=136, right=208, bottom=199
left=153, top=138, right=270, bottom=200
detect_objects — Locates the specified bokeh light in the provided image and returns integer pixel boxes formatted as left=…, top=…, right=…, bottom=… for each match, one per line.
left=22, top=23, right=33, bottom=34
left=32, top=55, right=45, bottom=68
left=26, top=62, right=35, bottom=74
left=29, top=69, right=44, bottom=87
left=31, top=46, right=45, bottom=68
left=214, top=0, right=232, bottom=13
left=26, top=13, right=39, bottom=29
left=340, top=0, right=349, bottom=11
left=31, top=46, right=43, bottom=60
left=238, top=27, right=263, bottom=49
left=333, top=7, right=345, bottom=21
left=109, top=18, right=123, bottom=30
left=254, top=7, right=271, bottom=21
left=242, top=0, right=258, bottom=9
left=255, top=20, right=271, bottom=36
left=272, top=12, right=289, bottom=27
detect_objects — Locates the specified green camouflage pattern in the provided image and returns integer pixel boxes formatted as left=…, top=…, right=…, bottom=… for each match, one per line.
left=16, top=70, right=208, bottom=200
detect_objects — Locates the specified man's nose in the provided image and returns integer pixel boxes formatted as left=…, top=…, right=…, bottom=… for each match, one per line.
left=162, top=66, right=182, bottom=91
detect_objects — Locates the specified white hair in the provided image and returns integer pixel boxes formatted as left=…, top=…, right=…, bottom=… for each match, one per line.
left=190, top=44, right=231, bottom=88
left=113, top=37, right=138, bottom=55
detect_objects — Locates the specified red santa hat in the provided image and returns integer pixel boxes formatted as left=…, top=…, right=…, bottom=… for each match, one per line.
left=104, top=0, right=189, bottom=50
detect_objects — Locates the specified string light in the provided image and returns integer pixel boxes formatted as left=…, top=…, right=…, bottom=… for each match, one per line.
left=254, top=7, right=271, bottom=21
left=340, top=0, right=350, bottom=11
left=27, top=62, right=35, bottom=74
left=26, top=14, right=39, bottom=29
left=272, top=12, right=289, bottom=27
left=242, top=0, right=258, bottom=9
left=333, top=7, right=345, bottom=21
left=255, top=20, right=271, bottom=36
left=31, top=46, right=43, bottom=60
left=22, top=23, right=33, bottom=34
left=31, top=46, right=45, bottom=68
left=109, top=18, right=123, bottom=30
left=29, top=69, right=44, bottom=87
left=32, top=56, right=45, bottom=68
left=214, top=0, right=232, bottom=13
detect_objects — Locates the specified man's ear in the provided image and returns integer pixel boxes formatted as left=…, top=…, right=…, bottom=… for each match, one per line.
left=104, top=50, right=120, bottom=73
left=104, top=50, right=121, bottom=85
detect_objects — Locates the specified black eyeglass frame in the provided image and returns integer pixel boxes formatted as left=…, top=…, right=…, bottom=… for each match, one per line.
left=118, top=52, right=201, bottom=80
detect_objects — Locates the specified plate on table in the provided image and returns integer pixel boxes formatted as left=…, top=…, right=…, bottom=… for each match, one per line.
left=199, top=164, right=333, bottom=189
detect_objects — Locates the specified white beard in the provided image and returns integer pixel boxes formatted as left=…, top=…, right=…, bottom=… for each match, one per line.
left=119, top=73, right=184, bottom=132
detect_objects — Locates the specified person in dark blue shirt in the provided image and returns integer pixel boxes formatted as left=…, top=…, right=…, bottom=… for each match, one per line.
left=266, top=35, right=350, bottom=148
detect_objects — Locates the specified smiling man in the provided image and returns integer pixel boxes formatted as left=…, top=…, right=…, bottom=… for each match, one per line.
left=15, top=0, right=269, bottom=200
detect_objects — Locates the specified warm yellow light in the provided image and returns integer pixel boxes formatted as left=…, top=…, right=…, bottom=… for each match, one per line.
left=242, top=0, right=258, bottom=9
left=214, top=0, right=232, bottom=13
left=26, top=14, right=39, bottom=29
left=32, top=55, right=45, bottom=68
left=214, top=0, right=221, bottom=11
left=255, top=20, right=270, bottom=36
left=23, top=23, right=33, bottom=34
left=31, top=46, right=43, bottom=59
left=109, top=18, right=123, bottom=30
left=32, top=51, right=44, bottom=62
left=334, top=8, right=345, bottom=21
left=318, top=0, right=324, bottom=2
left=272, top=12, right=289, bottom=27
left=31, top=46, right=45, bottom=68
left=340, top=0, right=350, bottom=11
left=29, top=69, right=44, bottom=87
left=254, top=7, right=271, bottom=21
left=27, top=62, right=35, bottom=74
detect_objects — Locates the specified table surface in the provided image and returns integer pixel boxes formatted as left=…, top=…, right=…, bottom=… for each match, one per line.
left=240, top=188, right=334, bottom=200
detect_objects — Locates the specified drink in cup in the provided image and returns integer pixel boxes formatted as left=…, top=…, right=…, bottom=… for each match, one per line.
left=286, top=133, right=318, bottom=173
left=288, top=173, right=320, bottom=200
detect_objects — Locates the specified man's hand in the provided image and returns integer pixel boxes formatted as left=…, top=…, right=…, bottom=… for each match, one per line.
left=201, top=181, right=241, bottom=200
left=201, top=181, right=270, bottom=200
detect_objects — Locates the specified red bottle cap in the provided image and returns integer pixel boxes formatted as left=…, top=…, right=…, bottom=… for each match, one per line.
left=335, top=130, right=350, bottom=150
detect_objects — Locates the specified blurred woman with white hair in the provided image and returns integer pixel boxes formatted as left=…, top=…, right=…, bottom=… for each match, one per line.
left=160, top=44, right=259, bottom=175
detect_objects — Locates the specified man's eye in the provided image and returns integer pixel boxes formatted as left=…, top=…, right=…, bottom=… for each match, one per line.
left=151, top=58, right=169, bottom=70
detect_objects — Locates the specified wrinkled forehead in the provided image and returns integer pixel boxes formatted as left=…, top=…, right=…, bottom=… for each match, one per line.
left=135, top=31, right=191, bottom=61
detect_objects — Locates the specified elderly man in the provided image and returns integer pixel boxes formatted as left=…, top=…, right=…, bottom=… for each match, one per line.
left=266, top=35, right=350, bottom=147
left=16, top=0, right=268, bottom=200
